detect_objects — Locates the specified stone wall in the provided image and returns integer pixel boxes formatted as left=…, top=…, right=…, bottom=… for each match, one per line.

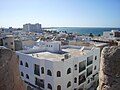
left=0, top=48, right=26, bottom=90
left=98, top=46, right=120, bottom=90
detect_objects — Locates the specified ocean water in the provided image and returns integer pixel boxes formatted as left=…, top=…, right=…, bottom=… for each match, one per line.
left=52, top=27, right=120, bottom=35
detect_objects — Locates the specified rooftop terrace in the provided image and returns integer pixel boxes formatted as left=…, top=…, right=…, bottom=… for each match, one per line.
left=27, top=46, right=94, bottom=61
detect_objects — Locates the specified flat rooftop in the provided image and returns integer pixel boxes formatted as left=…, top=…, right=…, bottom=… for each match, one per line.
left=27, top=47, right=93, bottom=61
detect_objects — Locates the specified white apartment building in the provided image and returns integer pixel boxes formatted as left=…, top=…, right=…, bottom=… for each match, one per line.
left=23, top=23, right=42, bottom=33
left=17, top=41, right=100, bottom=90
left=103, top=30, right=120, bottom=40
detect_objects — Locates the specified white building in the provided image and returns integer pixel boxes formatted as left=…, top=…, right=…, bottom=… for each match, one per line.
left=23, top=23, right=42, bottom=33
left=103, top=30, right=120, bottom=40
left=2, top=35, right=15, bottom=50
left=17, top=41, right=100, bottom=90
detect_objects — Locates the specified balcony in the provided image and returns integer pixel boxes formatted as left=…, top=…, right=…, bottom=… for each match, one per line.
left=79, top=61, right=86, bottom=73
left=79, top=73, right=86, bottom=85
left=79, top=66, right=86, bottom=73
left=86, top=66, right=93, bottom=77
left=87, top=56, right=93, bottom=66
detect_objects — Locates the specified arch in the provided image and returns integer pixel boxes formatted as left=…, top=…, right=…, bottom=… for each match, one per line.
left=41, top=67, right=44, bottom=74
left=67, top=68, right=71, bottom=74
left=48, top=83, right=52, bottom=90
left=57, top=85, right=61, bottom=90
left=67, top=81, right=71, bottom=88
left=25, top=62, right=29, bottom=67
left=47, top=69, right=52, bottom=76
left=26, top=74, right=29, bottom=79
left=57, top=71, right=61, bottom=77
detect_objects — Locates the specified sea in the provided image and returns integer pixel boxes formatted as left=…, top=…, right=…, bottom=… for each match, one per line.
left=50, top=27, right=120, bottom=35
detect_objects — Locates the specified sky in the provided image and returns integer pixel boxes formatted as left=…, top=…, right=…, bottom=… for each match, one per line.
left=0, top=0, right=120, bottom=28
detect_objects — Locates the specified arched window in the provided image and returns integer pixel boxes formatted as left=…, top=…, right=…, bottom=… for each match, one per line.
left=47, top=69, right=52, bottom=76
left=25, top=62, right=29, bottom=68
left=48, top=83, right=52, bottom=90
left=41, top=67, right=44, bottom=74
left=57, top=71, right=61, bottom=77
left=57, top=85, right=61, bottom=90
left=26, top=74, right=29, bottom=79
left=20, top=61, right=23, bottom=65
left=94, top=66, right=96, bottom=70
left=74, top=64, right=77, bottom=70
left=67, top=81, right=71, bottom=88
left=21, top=72, right=24, bottom=77
left=74, top=77, right=77, bottom=83
left=95, top=56, right=97, bottom=60
left=67, top=68, right=71, bottom=74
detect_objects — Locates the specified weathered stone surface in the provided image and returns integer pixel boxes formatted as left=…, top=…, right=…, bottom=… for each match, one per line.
left=0, top=48, right=26, bottom=90
left=98, top=46, right=120, bottom=90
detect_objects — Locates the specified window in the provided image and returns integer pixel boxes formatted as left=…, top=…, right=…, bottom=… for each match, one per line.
left=79, top=73, right=86, bottom=85
left=20, top=61, right=23, bottom=65
left=47, top=69, right=52, bottom=76
left=79, top=61, right=86, bottom=73
left=25, top=62, right=29, bottom=67
left=5, top=42, right=8, bottom=45
left=87, top=79, right=90, bottom=84
left=35, top=77, right=44, bottom=88
left=74, top=64, right=77, bottom=70
left=87, top=66, right=93, bottom=77
left=67, top=68, right=71, bottom=74
left=48, top=83, right=52, bottom=90
left=94, top=66, right=96, bottom=70
left=41, top=67, right=44, bottom=74
left=21, top=72, right=24, bottom=77
left=67, top=81, right=71, bottom=88
left=57, top=85, right=61, bottom=90
left=26, top=74, right=29, bottom=79
left=11, top=42, right=13, bottom=45
left=95, top=56, right=97, bottom=60
left=74, top=77, right=77, bottom=83
left=57, top=71, right=61, bottom=77
left=34, top=64, right=40, bottom=76
left=87, top=56, right=93, bottom=66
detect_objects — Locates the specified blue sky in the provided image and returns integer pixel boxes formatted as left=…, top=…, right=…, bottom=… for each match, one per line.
left=0, top=0, right=120, bottom=28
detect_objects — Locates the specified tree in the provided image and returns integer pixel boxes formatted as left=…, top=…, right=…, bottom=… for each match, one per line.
left=89, top=33, right=94, bottom=37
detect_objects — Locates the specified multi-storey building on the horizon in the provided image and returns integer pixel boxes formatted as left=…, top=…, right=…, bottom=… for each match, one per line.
left=17, top=41, right=100, bottom=90
left=103, top=30, right=120, bottom=40
left=23, top=23, right=42, bottom=33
